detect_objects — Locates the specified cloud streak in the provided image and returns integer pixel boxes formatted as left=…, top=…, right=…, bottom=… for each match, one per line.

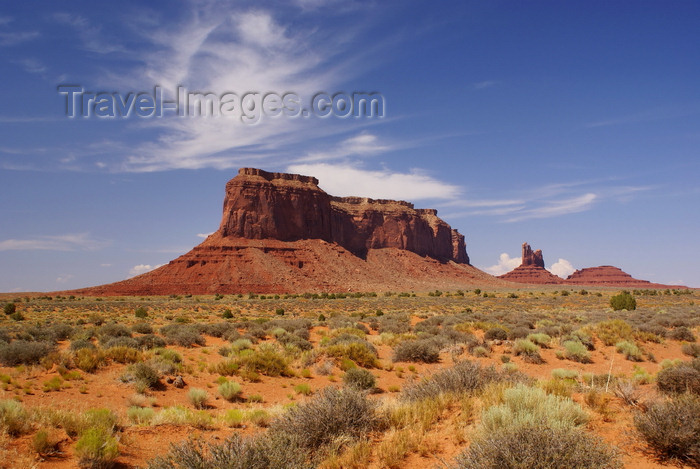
left=0, top=233, right=110, bottom=251
left=287, top=162, right=462, bottom=201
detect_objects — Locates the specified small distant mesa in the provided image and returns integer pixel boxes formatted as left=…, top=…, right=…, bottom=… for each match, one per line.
left=499, top=242, right=685, bottom=289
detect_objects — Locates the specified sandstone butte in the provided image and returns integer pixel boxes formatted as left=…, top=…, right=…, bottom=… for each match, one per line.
left=500, top=242, right=686, bottom=289
left=68, top=168, right=504, bottom=295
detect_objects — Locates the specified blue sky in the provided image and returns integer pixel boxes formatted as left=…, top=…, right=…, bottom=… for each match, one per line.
left=1, top=0, right=698, bottom=291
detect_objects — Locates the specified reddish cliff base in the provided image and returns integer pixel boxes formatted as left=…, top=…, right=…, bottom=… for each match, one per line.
left=68, top=236, right=503, bottom=295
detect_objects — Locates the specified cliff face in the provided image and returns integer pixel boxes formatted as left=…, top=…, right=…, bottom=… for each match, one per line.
left=521, top=242, right=544, bottom=268
left=66, top=168, right=489, bottom=295
left=218, top=168, right=469, bottom=263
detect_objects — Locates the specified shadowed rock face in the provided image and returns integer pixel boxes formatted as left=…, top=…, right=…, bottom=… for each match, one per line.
left=65, top=168, right=491, bottom=295
left=219, top=168, right=469, bottom=263
left=521, top=242, right=544, bottom=268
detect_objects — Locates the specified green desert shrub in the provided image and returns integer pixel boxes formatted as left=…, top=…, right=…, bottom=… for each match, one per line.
left=596, top=319, right=633, bottom=346
left=218, top=381, right=242, bottom=402
left=134, top=307, right=148, bottom=319
left=74, top=427, right=119, bottom=469
left=453, top=425, right=622, bottom=469
left=343, top=367, right=376, bottom=391
left=323, top=341, right=379, bottom=368
left=562, top=340, right=592, bottom=363
left=526, top=333, right=552, bottom=348
left=127, top=406, right=155, bottom=425
left=480, top=384, right=589, bottom=432
left=3, top=303, right=16, bottom=316
left=392, top=339, right=440, bottom=363
left=0, top=399, right=31, bottom=436
left=513, top=339, right=544, bottom=364
left=634, top=394, right=700, bottom=466
left=610, top=291, right=636, bottom=311
left=235, top=344, right=292, bottom=377
left=270, top=387, right=379, bottom=453
left=188, top=388, right=209, bottom=409
left=615, top=340, right=643, bottom=361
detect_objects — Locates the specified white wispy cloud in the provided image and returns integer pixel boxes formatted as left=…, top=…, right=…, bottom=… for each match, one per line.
left=294, top=132, right=394, bottom=163
left=68, top=2, right=387, bottom=173
left=483, top=253, right=520, bottom=276
left=0, top=31, right=40, bottom=47
left=287, top=162, right=462, bottom=200
left=53, top=12, right=125, bottom=54
left=196, top=232, right=214, bottom=238
left=473, top=80, right=498, bottom=90
left=0, top=233, right=110, bottom=251
left=128, top=264, right=164, bottom=277
left=505, top=193, right=597, bottom=222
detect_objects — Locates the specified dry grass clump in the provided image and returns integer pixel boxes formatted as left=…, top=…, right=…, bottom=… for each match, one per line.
left=148, top=433, right=308, bottom=469
left=401, top=361, right=525, bottom=402
left=634, top=394, right=700, bottom=466
left=453, top=425, right=622, bottom=469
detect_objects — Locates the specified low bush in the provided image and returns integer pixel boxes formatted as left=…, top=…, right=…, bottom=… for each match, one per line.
left=480, top=384, right=589, bottom=432
left=323, top=341, right=379, bottom=368
left=656, top=361, right=700, bottom=395
left=484, top=327, right=508, bottom=341
left=147, top=433, right=308, bottom=469
left=160, top=324, right=206, bottom=347
left=682, top=343, right=700, bottom=358
left=343, top=368, right=376, bottom=391
left=401, top=361, right=525, bottom=402
left=188, top=388, right=209, bottom=409
left=0, top=340, right=53, bottom=366
left=74, top=427, right=120, bottom=469
left=0, top=399, right=31, bottom=436
left=562, top=340, right=592, bottom=363
left=392, top=339, right=440, bottom=363
left=218, top=381, right=242, bottom=402
left=596, top=319, right=633, bottom=346
left=610, top=291, right=636, bottom=311
left=235, top=344, right=293, bottom=377
left=513, top=339, right=544, bottom=364
left=270, top=387, right=379, bottom=453
left=634, top=394, right=700, bottom=465
left=615, top=340, right=643, bottom=362
left=670, top=327, right=697, bottom=342
left=453, top=425, right=622, bottom=469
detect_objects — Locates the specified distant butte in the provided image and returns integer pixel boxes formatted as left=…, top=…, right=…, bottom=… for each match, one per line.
left=498, top=243, right=564, bottom=284
left=499, top=242, right=685, bottom=288
left=67, top=168, right=501, bottom=295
